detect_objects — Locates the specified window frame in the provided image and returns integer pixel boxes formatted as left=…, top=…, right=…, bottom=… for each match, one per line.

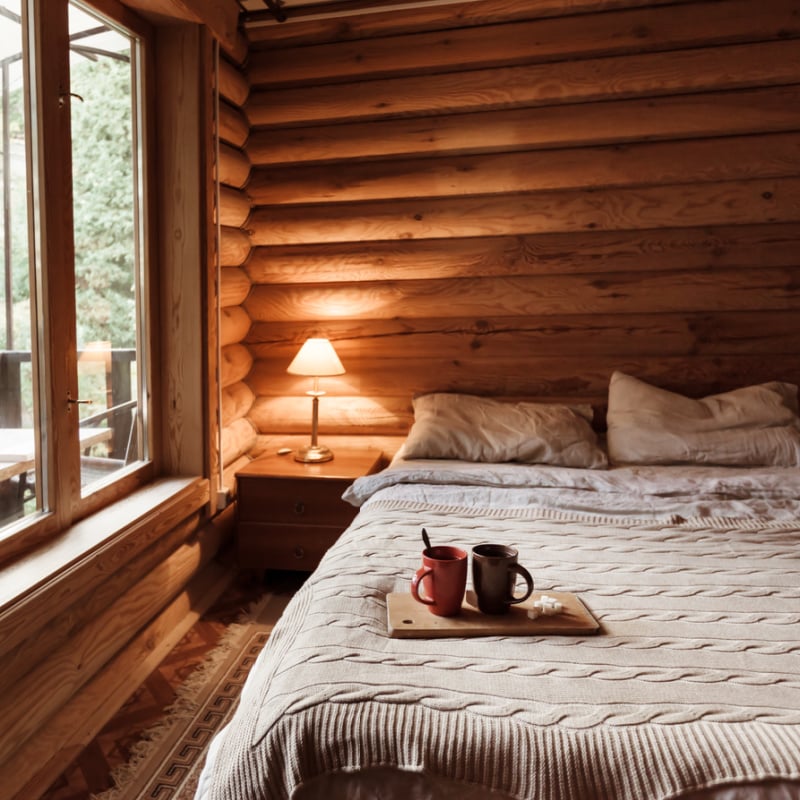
left=0, top=0, right=158, bottom=561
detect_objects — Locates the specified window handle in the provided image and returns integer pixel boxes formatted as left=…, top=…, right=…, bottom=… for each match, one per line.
left=58, top=91, right=84, bottom=109
left=67, top=393, right=92, bottom=408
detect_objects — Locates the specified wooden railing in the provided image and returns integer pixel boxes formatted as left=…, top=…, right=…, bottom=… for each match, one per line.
left=0, top=348, right=137, bottom=460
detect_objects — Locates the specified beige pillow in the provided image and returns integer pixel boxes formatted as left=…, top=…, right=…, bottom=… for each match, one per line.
left=606, top=371, right=800, bottom=466
left=403, top=393, right=608, bottom=469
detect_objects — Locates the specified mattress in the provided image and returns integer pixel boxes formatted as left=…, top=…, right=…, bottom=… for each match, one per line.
left=196, top=460, right=800, bottom=800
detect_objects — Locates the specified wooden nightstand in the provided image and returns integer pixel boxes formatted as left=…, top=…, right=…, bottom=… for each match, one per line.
left=236, top=447, right=384, bottom=571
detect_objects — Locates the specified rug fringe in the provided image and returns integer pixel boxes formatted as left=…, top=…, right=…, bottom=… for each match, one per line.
left=91, top=591, right=273, bottom=800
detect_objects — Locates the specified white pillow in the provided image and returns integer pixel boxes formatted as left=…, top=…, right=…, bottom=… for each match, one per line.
left=403, top=393, right=608, bottom=469
left=606, top=371, right=800, bottom=466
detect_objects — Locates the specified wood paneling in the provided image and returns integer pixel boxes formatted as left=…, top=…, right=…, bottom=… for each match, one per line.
left=246, top=85, right=800, bottom=166
left=248, top=0, right=800, bottom=88
left=241, top=0, right=800, bottom=439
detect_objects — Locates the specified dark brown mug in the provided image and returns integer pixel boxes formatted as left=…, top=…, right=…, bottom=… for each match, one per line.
left=471, top=543, right=534, bottom=614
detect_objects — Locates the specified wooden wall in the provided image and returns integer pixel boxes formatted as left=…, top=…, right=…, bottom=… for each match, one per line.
left=0, top=25, right=236, bottom=800
left=235, top=0, right=800, bottom=450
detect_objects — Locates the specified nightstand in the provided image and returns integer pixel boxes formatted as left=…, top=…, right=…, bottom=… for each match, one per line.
left=236, top=447, right=384, bottom=571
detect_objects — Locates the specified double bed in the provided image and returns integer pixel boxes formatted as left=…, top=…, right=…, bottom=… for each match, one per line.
left=196, top=375, right=800, bottom=800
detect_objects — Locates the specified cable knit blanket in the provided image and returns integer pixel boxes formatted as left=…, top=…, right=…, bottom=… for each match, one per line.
left=198, top=467, right=800, bottom=800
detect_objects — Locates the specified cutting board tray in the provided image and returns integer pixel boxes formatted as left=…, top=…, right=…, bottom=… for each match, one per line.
left=387, top=590, right=600, bottom=638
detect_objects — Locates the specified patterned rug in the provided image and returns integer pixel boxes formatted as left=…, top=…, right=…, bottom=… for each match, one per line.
left=93, top=581, right=298, bottom=800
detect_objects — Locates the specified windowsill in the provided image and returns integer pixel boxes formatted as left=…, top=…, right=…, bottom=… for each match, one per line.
left=0, top=476, right=210, bottom=620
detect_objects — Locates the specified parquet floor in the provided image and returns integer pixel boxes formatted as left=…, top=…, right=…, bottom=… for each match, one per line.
left=39, top=569, right=268, bottom=800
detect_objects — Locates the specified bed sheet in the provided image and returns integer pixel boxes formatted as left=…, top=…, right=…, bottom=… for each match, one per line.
left=197, top=462, right=800, bottom=800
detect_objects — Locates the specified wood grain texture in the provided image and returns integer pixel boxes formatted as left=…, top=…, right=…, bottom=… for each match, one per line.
left=4, top=548, right=232, bottom=800
left=0, top=515, right=220, bottom=767
left=248, top=178, right=800, bottom=245
left=245, top=310, right=800, bottom=361
left=246, top=0, right=702, bottom=49
left=221, top=380, right=256, bottom=426
left=247, top=40, right=800, bottom=126
left=220, top=342, right=254, bottom=388
left=247, top=86, right=800, bottom=165
left=248, top=0, right=800, bottom=88
left=247, top=133, right=800, bottom=205
left=221, top=416, right=258, bottom=466
left=218, top=56, right=249, bottom=106
left=220, top=225, right=251, bottom=267
left=243, top=224, right=800, bottom=284
left=219, top=98, right=248, bottom=148
left=239, top=0, right=800, bottom=438
left=218, top=142, right=251, bottom=189
left=218, top=185, right=251, bottom=227
left=220, top=266, right=251, bottom=307
left=220, top=304, right=251, bottom=347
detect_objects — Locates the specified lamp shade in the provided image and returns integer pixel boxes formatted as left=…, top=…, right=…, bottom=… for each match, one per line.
left=287, top=338, right=345, bottom=377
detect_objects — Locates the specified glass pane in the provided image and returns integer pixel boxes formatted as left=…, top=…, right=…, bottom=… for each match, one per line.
left=0, top=1, right=39, bottom=528
left=68, top=2, right=145, bottom=494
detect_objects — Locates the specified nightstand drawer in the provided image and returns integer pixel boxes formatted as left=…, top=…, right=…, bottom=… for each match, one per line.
left=237, top=477, right=354, bottom=525
left=238, top=522, right=340, bottom=570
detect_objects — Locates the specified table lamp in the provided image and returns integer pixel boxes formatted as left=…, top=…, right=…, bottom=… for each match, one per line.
left=287, top=337, right=345, bottom=463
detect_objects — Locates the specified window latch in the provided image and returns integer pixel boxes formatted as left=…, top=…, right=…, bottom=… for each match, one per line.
left=67, top=393, right=92, bottom=408
left=58, top=91, right=84, bottom=109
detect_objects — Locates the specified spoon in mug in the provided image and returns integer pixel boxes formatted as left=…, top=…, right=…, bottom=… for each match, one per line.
left=422, top=527, right=432, bottom=552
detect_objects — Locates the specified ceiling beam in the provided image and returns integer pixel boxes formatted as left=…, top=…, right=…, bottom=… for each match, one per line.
left=121, top=0, right=240, bottom=55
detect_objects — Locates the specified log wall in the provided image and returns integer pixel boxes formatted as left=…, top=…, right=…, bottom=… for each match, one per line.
left=239, top=0, right=800, bottom=448
left=218, top=49, right=258, bottom=488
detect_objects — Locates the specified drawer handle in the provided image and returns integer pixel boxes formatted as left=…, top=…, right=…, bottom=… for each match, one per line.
left=293, top=545, right=305, bottom=560
left=294, top=500, right=305, bottom=515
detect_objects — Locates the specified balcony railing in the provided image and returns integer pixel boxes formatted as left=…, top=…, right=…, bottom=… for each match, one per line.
left=0, top=348, right=137, bottom=460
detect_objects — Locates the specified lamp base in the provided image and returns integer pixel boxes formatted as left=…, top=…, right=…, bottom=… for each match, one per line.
left=294, top=444, right=334, bottom=463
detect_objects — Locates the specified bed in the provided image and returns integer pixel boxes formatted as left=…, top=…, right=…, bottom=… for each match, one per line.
left=196, top=376, right=800, bottom=800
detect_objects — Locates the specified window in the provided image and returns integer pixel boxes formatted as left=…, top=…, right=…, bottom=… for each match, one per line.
left=0, top=0, right=153, bottom=547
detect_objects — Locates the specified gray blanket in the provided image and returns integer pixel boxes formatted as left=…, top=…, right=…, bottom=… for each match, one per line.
left=199, top=492, right=800, bottom=799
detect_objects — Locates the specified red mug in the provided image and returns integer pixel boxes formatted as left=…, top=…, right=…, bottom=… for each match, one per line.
left=411, top=545, right=468, bottom=617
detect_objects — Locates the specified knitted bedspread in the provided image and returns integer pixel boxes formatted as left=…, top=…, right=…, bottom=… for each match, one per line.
left=199, top=496, right=800, bottom=800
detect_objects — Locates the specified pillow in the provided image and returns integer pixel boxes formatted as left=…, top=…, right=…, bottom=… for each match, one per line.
left=606, top=371, right=800, bottom=466
left=402, top=393, right=608, bottom=469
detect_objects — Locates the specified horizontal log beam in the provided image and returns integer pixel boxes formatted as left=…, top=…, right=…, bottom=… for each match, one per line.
left=248, top=177, right=800, bottom=245
left=220, top=342, right=253, bottom=388
left=221, top=416, right=257, bottom=466
left=220, top=226, right=252, bottom=267
left=247, top=132, right=800, bottom=205
left=243, top=224, right=800, bottom=284
left=220, top=266, right=251, bottom=307
left=244, top=310, right=800, bottom=361
left=248, top=353, right=800, bottom=404
left=247, top=86, right=800, bottom=166
left=218, top=142, right=251, bottom=189
left=248, top=0, right=800, bottom=88
left=247, top=40, right=800, bottom=127
left=221, top=380, right=256, bottom=426
left=244, top=267, right=800, bottom=322
left=218, top=57, right=249, bottom=107
left=219, top=99, right=249, bottom=148
left=218, top=185, right=251, bottom=227
left=0, top=523, right=223, bottom=766
left=246, top=0, right=700, bottom=49
left=220, top=304, right=252, bottom=347
left=245, top=354, right=800, bottom=402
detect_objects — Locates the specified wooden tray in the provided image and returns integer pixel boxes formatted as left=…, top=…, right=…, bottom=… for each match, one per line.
left=387, top=590, right=600, bottom=638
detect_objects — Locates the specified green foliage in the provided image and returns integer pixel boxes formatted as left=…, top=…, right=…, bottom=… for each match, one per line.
left=2, top=49, right=137, bottom=351
left=70, top=53, right=137, bottom=349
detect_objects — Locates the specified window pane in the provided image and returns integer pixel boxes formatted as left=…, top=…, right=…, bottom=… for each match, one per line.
left=68, top=2, right=146, bottom=494
left=0, top=1, right=39, bottom=528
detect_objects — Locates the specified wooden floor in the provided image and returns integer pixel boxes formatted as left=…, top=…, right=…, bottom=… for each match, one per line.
left=39, top=568, right=269, bottom=800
